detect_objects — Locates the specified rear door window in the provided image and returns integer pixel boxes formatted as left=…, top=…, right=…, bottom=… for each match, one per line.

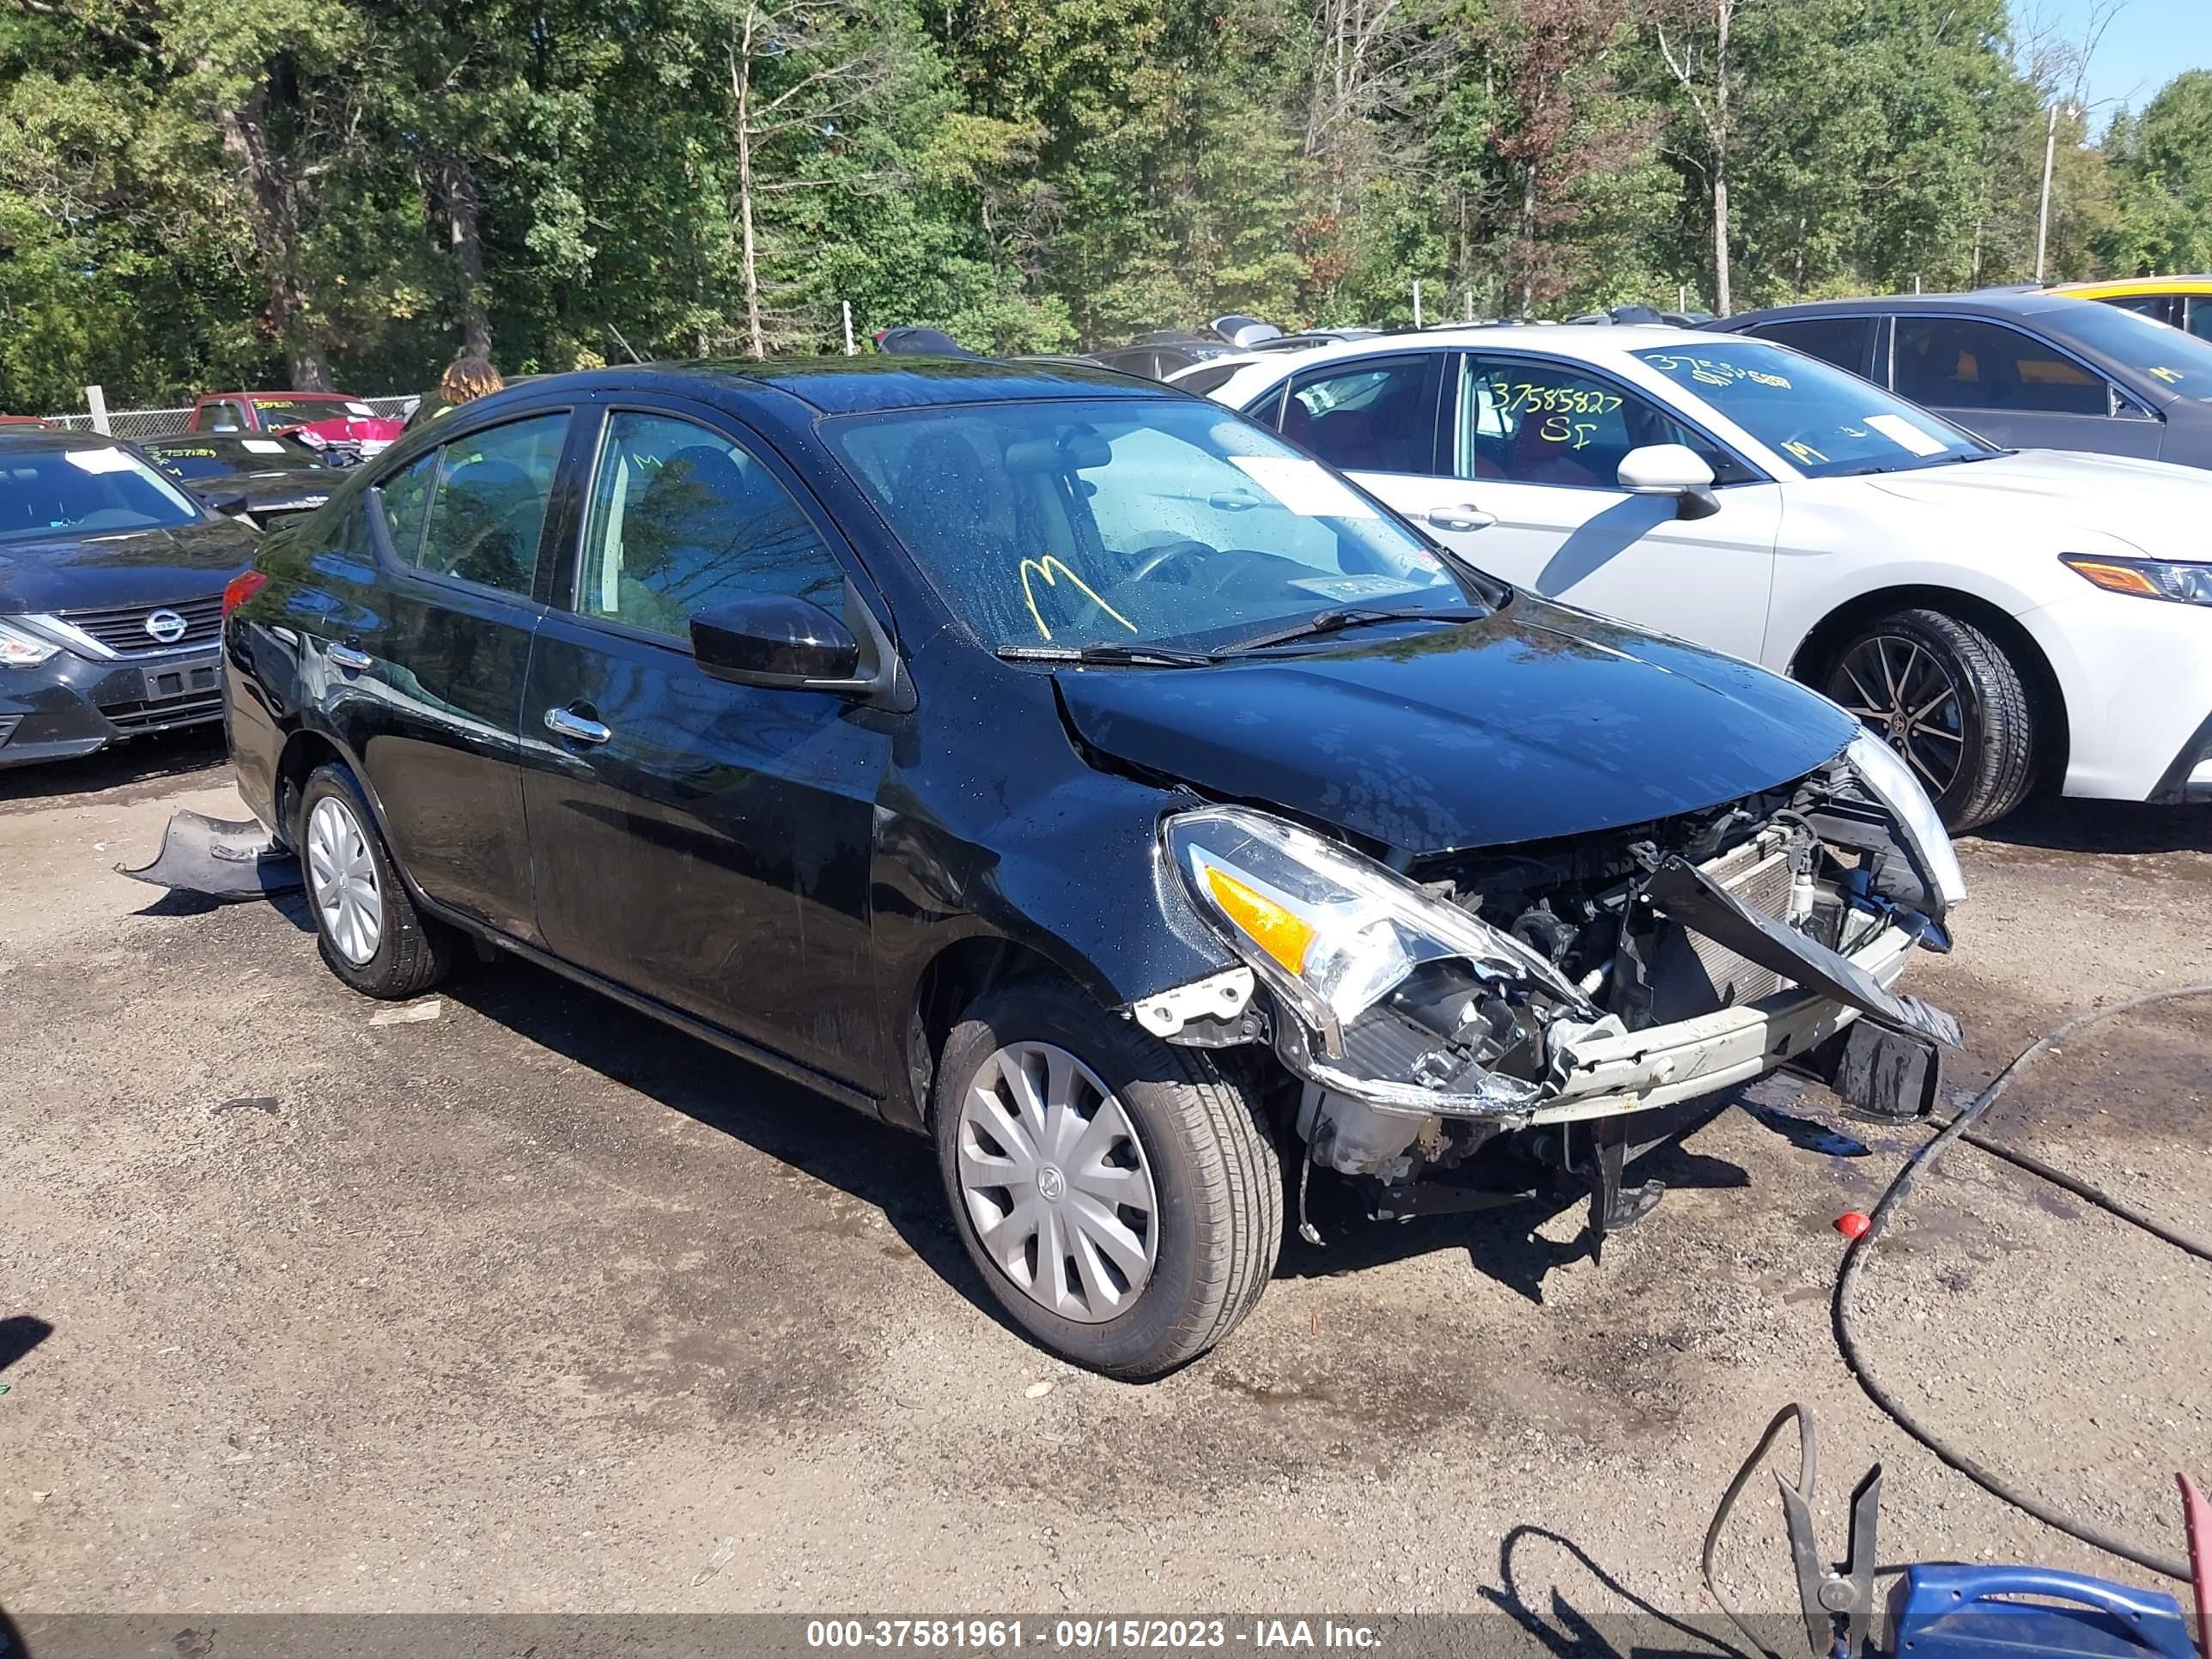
left=1279, top=354, right=1444, bottom=475
left=1893, top=318, right=2110, bottom=416
left=1747, top=317, right=1876, bottom=378
left=575, top=411, right=844, bottom=638
left=411, top=413, right=568, bottom=595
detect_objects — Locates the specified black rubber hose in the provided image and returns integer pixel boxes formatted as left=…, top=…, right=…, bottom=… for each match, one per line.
left=1832, top=981, right=2212, bottom=1584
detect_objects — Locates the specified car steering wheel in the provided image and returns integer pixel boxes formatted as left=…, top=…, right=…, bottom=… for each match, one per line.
left=1128, top=538, right=1223, bottom=584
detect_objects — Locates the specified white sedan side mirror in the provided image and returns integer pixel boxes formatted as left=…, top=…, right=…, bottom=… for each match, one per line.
left=1617, top=443, right=1720, bottom=520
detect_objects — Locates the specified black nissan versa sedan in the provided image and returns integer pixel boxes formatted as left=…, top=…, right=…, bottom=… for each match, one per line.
left=1, top=428, right=258, bottom=769
left=218, top=358, right=1966, bottom=1377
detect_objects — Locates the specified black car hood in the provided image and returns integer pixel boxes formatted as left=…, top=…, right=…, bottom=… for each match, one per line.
left=189, top=469, right=334, bottom=515
left=1054, top=595, right=1860, bottom=854
left=0, top=519, right=258, bottom=614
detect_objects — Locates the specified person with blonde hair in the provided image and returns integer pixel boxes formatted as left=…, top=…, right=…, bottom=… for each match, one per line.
left=438, top=355, right=502, bottom=406
left=404, top=354, right=505, bottom=431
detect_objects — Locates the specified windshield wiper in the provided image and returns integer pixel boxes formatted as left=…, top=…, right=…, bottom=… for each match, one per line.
left=996, top=642, right=1217, bottom=667
left=1214, top=604, right=1490, bottom=655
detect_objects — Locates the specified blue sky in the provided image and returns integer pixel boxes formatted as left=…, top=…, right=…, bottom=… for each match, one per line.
left=2017, top=0, right=2212, bottom=118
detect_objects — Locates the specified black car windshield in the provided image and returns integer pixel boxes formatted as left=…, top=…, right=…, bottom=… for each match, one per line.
left=0, top=443, right=204, bottom=543
left=1635, top=341, right=1994, bottom=477
left=823, top=398, right=1472, bottom=652
left=146, top=435, right=321, bottom=482
left=2037, top=301, right=2212, bottom=401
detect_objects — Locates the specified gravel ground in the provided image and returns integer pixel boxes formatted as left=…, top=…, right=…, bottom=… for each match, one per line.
left=2, top=731, right=2207, bottom=1635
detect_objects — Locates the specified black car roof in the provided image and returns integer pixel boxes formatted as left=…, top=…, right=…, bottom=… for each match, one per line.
left=0, top=427, right=126, bottom=453
left=1723, top=290, right=2110, bottom=325
left=524, top=356, right=1172, bottom=417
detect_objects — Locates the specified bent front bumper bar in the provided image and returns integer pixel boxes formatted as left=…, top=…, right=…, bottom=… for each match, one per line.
left=1280, top=916, right=1929, bottom=1128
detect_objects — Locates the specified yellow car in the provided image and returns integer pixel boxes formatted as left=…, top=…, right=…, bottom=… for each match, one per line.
left=2052, top=276, right=2212, bottom=341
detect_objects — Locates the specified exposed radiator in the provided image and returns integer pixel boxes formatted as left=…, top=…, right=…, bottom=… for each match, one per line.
left=1647, top=831, right=1798, bottom=1021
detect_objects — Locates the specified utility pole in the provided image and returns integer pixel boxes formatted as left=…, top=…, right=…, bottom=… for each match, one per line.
left=2035, top=100, right=2061, bottom=283
left=842, top=301, right=855, bottom=356
left=1412, top=280, right=1424, bottom=328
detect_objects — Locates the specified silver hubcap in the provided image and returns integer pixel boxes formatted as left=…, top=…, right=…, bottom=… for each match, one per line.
left=1833, top=634, right=1966, bottom=796
left=307, top=794, right=383, bottom=966
left=956, top=1042, right=1159, bottom=1325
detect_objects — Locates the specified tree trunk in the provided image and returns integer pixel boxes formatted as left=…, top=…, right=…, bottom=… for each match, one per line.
left=1711, top=0, right=1732, bottom=316
left=289, top=336, right=332, bottom=391
left=1519, top=164, right=1538, bottom=315
left=732, top=24, right=765, bottom=359
left=215, top=77, right=331, bottom=388
left=441, top=156, right=493, bottom=361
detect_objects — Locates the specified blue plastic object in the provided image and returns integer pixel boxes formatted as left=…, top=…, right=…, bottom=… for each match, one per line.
left=1888, top=1565, right=2197, bottom=1659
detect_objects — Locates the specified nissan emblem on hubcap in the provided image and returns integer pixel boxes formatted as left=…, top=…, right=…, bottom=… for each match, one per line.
left=144, top=608, right=188, bottom=646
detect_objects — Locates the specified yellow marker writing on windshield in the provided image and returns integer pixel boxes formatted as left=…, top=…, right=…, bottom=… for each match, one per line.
left=2150, top=366, right=2184, bottom=385
left=1019, top=556, right=1138, bottom=642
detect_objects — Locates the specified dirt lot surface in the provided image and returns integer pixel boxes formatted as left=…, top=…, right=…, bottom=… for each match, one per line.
left=4, top=732, right=2209, bottom=1633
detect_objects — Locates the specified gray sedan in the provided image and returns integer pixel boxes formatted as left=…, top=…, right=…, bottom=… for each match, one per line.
left=1711, top=291, right=2212, bottom=470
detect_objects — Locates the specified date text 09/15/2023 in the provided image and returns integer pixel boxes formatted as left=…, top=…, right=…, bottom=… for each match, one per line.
left=805, top=1619, right=1384, bottom=1650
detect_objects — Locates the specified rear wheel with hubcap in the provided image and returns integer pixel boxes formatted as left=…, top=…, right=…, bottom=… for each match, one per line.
left=1820, top=607, right=2035, bottom=833
left=296, top=761, right=453, bottom=1000
left=933, top=981, right=1282, bottom=1378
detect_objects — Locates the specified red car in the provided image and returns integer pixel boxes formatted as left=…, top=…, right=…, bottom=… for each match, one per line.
left=186, top=392, right=404, bottom=466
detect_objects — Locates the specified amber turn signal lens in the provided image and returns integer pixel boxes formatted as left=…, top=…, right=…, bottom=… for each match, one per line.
left=2061, top=556, right=2164, bottom=598
left=1200, top=864, right=1316, bottom=975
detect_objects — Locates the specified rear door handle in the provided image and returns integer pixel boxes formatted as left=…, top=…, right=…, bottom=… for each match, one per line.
left=327, top=642, right=373, bottom=672
left=544, top=705, right=612, bottom=744
left=1425, top=503, right=1497, bottom=532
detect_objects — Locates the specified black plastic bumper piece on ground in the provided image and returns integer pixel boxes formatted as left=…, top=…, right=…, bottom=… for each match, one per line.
left=119, top=810, right=302, bottom=900
left=1799, top=1021, right=1942, bottom=1125
left=1645, top=854, right=1963, bottom=1048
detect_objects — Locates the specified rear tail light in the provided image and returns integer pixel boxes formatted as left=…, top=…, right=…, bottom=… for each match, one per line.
left=222, top=569, right=269, bottom=621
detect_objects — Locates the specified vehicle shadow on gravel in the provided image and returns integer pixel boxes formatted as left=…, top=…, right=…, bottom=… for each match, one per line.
left=1275, top=1115, right=1751, bottom=1306
left=451, top=957, right=1772, bottom=1325
left=1969, top=796, right=2212, bottom=856
left=440, top=960, right=1030, bottom=1340
left=0, top=727, right=227, bottom=811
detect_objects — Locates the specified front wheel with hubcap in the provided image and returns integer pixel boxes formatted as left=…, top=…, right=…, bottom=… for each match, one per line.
left=296, top=762, right=453, bottom=1000
left=933, top=982, right=1282, bottom=1379
left=1820, top=606, right=2036, bottom=833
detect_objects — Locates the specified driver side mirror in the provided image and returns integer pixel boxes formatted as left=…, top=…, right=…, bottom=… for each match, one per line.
left=692, top=594, right=860, bottom=689
left=1618, top=444, right=1721, bottom=520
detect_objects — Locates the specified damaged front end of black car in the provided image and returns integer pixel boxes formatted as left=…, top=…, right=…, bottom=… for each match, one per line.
left=1132, top=727, right=1963, bottom=1247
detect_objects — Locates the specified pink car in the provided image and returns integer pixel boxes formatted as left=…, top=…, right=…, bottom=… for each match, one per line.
left=187, top=392, right=404, bottom=466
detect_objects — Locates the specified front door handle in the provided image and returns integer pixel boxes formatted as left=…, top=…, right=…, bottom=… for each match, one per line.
left=544, top=705, right=612, bottom=744
left=327, top=642, right=373, bottom=672
left=1425, top=503, right=1497, bottom=532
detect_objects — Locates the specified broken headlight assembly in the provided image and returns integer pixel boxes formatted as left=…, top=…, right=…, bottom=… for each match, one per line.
left=1163, top=805, right=1597, bottom=1111
left=1842, top=731, right=1966, bottom=915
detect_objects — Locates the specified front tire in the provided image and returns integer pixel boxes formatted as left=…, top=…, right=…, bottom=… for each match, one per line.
left=933, top=982, right=1282, bottom=1379
left=1820, top=607, right=2035, bottom=832
left=298, top=762, right=453, bottom=1000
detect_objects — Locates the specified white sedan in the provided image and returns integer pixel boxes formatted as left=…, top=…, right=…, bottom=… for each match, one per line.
left=1203, top=328, right=2212, bottom=830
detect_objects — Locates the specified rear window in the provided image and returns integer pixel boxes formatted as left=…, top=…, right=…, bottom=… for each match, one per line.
left=0, top=445, right=204, bottom=543
left=251, top=397, right=375, bottom=424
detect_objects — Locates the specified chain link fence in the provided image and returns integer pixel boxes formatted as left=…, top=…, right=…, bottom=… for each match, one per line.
left=40, top=395, right=416, bottom=441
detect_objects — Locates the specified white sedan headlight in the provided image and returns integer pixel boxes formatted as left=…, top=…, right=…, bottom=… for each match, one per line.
left=1845, top=731, right=1966, bottom=911
left=1163, top=805, right=1592, bottom=1057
